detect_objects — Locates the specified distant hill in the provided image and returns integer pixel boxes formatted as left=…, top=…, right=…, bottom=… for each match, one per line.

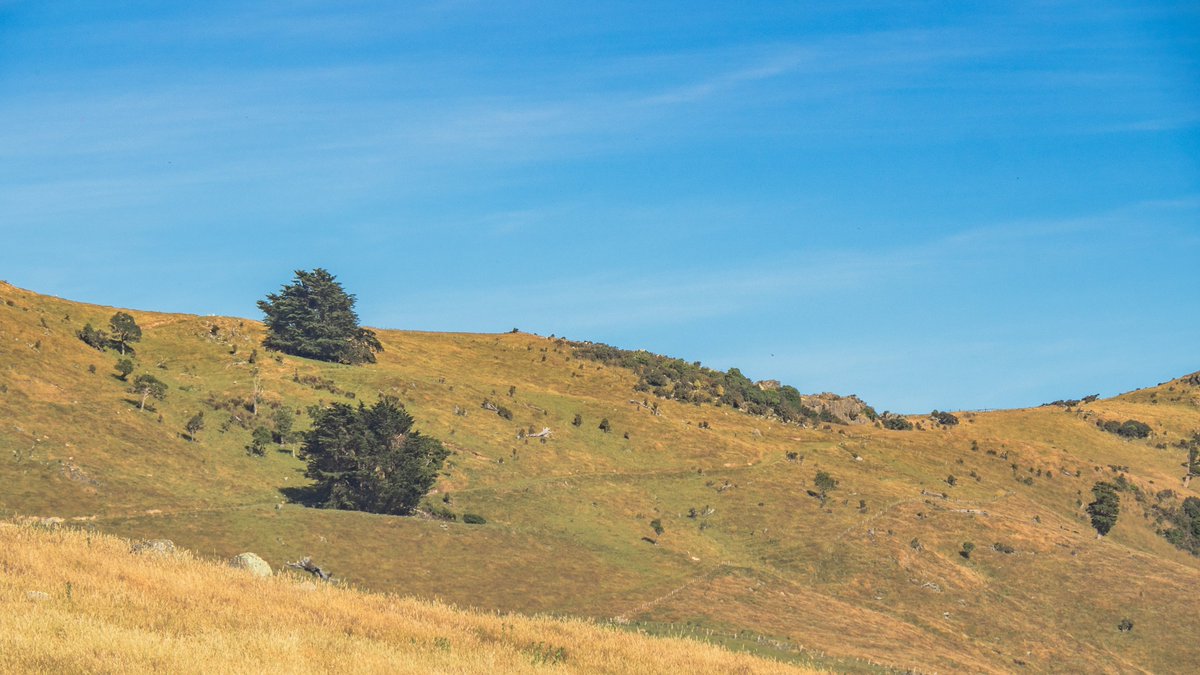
left=1, top=279, right=1198, bottom=672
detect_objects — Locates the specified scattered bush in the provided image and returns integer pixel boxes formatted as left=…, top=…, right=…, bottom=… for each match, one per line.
left=650, top=518, right=664, bottom=536
left=1155, top=495, right=1200, bottom=556
left=813, top=471, right=838, bottom=500
left=184, top=412, right=205, bottom=442
left=570, top=341, right=874, bottom=425
left=77, top=323, right=109, bottom=351
left=247, top=426, right=273, bottom=456
left=293, top=372, right=355, bottom=398
left=427, top=505, right=456, bottom=521
left=598, top=418, right=611, bottom=433
left=960, top=542, right=975, bottom=559
left=930, top=410, right=959, bottom=426
left=882, top=415, right=913, bottom=431
left=272, top=406, right=295, bottom=444
left=462, top=513, right=487, bottom=525
left=1099, top=419, right=1152, bottom=439
left=992, top=542, right=1014, bottom=554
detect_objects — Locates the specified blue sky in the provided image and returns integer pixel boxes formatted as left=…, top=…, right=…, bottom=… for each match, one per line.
left=1, top=1, right=1197, bottom=412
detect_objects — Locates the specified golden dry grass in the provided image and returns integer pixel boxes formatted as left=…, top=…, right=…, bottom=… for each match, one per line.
left=0, top=523, right=811, bottom=674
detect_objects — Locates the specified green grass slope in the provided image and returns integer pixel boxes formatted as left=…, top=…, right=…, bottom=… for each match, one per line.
left=1, top=280, right=1198, bottom=673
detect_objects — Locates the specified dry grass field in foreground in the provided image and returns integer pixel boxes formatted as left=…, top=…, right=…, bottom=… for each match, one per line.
left=0, top=523, right=810, bottom=674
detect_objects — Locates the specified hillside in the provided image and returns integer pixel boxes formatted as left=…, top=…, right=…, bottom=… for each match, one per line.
left=0, top=523, right=806, bottom=673
left=2, top=280, right=1199, bottom=672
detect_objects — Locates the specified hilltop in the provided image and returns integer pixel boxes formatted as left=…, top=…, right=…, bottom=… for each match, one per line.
left=1, top=279, right=1198, bottom=672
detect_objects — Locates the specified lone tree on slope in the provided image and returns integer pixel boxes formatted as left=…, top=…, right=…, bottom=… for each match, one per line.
left=184, top=412, right=205, bottom=442
left=129, top=373, right=167, bottom=411
left=301, top=396, right=448, bottom=515
left=814, top=470, right=838, bottom=500
left=108, top=312, right=142, bottom=355
left=257, top=268, right=382, bottom=365
left=114, top=358, right=134, bottom=381
left=1087, top=481, right=1121, bottom=536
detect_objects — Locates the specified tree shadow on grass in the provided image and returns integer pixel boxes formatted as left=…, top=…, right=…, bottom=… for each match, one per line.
left=279, top=484, right=324, bottom=507
left=122, top=398, right=158, bottom=413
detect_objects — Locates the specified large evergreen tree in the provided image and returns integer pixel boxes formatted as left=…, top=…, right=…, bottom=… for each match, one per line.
left=1087, top=481, right=1121, bottom=536
left=257, top=268, right=382, bottom=364
left=301, top=397, right=448, bottom=515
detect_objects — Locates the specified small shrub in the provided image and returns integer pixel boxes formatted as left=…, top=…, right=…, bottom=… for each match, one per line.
left=960, top=542, right=975, bottom=559
left=184, top=412, right=205, bottom=442
left=882, top=415, right=913, bottom=431
left=77, top=323, right=109, bottom=351
left=114, top=359, right=134, bottom=381
left=1118, top=618, right=1134, bottom=632
left=992, top=542, right=1014, bottom=554
left=650, top=518, right=664, bottom=536
left=272, top=406, right=294, bottom=444
left=462, top=513, right=487, bottom=525
left=813, top=471, right=838, bottom=498
left=1099, top=419, right=1152, bottom=439
left=247, top=426, right=272, bottom=456
left=946, top=474, right=957, bottom=487
left=931, top=410, right=959, bottom=426
left=428, top=505, right=456, bottom=521
left=572, top=413, right=582, bottom=427
left=598, top=418, right=611, bottom=433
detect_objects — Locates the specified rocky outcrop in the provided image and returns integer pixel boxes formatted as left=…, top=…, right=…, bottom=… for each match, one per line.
left=130, top=539, right=176, bottom=555
left=799, top=393, right=877, bottom=425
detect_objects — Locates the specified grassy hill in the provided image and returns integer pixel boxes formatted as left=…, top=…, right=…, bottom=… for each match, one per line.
left=2, top=279, right=1198, bottom=672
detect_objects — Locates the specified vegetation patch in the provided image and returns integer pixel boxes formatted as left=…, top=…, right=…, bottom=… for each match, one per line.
left=1097, top=418, right=1152, bottom=439
left=571, top=341, right=875, bottom=425
left=292, top=396, right=448, bottom=515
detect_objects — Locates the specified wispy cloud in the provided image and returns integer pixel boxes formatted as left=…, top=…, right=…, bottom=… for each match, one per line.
left=384, top=197, right=1197, bottom=335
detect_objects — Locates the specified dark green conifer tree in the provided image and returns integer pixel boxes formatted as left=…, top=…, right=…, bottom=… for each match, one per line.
left=257, top=269, right=382, bottom=364
left=301, top=397, right=448, bottom=515
left=1087, top=481, right=1121, bottom=536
